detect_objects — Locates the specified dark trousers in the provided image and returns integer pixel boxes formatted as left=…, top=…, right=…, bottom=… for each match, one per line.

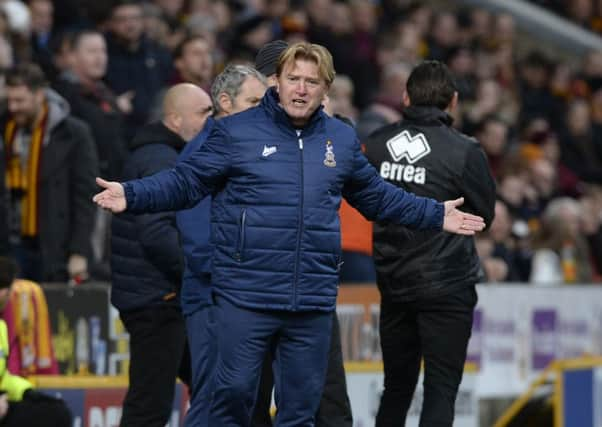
left=376, top=286, right=477, bottom=427
left=11, top=239, right=44, bottom=282
left=184, top=306, right=216, bottom=427
left=252, top=313, right=353, bottom=427
left=210, top=296, right=332, bottom=427
left=120, top=305, right=190, bottom=427
left=0, top=393, right=72, bottom=427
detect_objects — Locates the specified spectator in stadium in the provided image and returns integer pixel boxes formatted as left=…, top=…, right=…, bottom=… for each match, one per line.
left=558, top=98, right=602, bottom=184
left=518, top=117, right=581, bottom=197
left=347, top=0, right=379, bottom=109
left=53, top=29, right=128, bottom=182
left=364, top=60, right=495, bottom=427
left=427, top=11, right=460, bottom=62
left=530, top=197, right=593, bottom=284
left=518, top=51, right=560, bottom=126
left=0, top=265, right=59, bottom=376
left=177, top=64, right=267, bottom=427
left=356, top=62, right=410, bottom=141
left=1, top=63, right=98, bottom=282
left=103, top=0, right=172, bottom=140
left=171, top=35, right=214, bottom=92
left=53, top=29, right=130, bottom=279
left=230, top=15, right=274, bottom=60
left=487, top=200, right=532, bottom=282
left=28, top=0, right=56, bottom=80
left=110, top=83, right=212, bottom=427
left=326, top=75, right=358, bottom=122
left=149, top=35, right=215, bottom=121
left=579, top=188, right=602, bottom=279
left=0, top=256, right=71, bottom=427
left=474, top=115, right=510, bottom=178
left=140, top=3, right=171, bottom=49
left=94, top=42, right=485, bottom=426
left=462, top=78, right=518, bottom=136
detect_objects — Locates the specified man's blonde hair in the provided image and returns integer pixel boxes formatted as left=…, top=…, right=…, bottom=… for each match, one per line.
left=276, top=42, right=336, bottom=86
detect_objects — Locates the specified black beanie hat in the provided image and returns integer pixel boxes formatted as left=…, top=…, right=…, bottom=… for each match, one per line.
left=254, top=40, right=289, bottom=77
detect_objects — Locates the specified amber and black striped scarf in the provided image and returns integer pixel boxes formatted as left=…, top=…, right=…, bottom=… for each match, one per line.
left=3, top=103, right=49, bottom=237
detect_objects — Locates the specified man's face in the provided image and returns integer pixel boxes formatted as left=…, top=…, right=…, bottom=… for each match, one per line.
left=178, top=90, right=213, bottom=141
left=277, top=59, right=328, bottom=127
left=110, top=5, right=144, bottom=44
left=229, top=76, right=267, bottom=115
left=176, top=39, right=213, bottom=86
left=29, top=0, right=53, bottom=34
left=73, top=34, right=108, bottom=81
left=6, top=85, right=44, bottom=127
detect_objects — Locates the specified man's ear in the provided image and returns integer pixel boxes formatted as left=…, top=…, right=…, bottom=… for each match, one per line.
left=322, top=93, right=332, bottom=115
left=166, top=112, right=182, bottom=132
left=268, top=75, right=278, bottom=88
left=218, top=92, right=232, bottom=114
left=447, top=91, right=458, bottom=113
left=402, top=91, right=411, bottom=107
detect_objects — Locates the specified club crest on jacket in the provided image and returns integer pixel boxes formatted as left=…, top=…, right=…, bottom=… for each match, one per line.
left=323, top=140, right=336, bottom=167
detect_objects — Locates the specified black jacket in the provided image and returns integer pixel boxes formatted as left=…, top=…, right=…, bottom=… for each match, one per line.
left=104, top=34, right=172, bottom=141
left=110, top=122, right=185, bottom=313
left=1, top=90, right=99, bottom=281
left=364, top=106, right=496, bottom=301
left=53, top=74, right=128, bottom=181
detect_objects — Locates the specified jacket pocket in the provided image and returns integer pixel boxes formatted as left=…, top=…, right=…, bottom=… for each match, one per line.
left=233, top=209, right=247, bottom=262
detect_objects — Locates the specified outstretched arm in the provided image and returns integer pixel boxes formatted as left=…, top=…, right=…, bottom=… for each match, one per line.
left=345, top=140, right=486, bottom=235
left=93, top=121, right=232, bottom=214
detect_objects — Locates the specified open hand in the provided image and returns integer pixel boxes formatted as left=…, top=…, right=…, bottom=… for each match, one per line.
left=93, top=177, right=127, bottom=213
left=67, top=254, right=89, bottom=281
left=442, top=197, right=486, bottom=235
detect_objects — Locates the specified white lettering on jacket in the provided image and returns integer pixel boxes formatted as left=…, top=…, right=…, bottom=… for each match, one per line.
left=380, top=161, right=426, bottom=184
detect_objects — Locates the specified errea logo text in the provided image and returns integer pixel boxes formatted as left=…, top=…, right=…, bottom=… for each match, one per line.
left=386, top=130, right=431, bottom=164
left=380, top=162, right=426, bottom=184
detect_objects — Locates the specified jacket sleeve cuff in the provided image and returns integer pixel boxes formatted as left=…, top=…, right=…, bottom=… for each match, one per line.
left=123, top=182, right=135, bottom=211
left=433, top=202, right=444, bottom=230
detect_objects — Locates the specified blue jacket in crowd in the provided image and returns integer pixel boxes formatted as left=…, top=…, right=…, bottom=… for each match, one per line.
left=176, top=117, right=215, bottom=316
left=111, top=122, right=185, bottom=313
left=124, top=88, right=444, bottom=312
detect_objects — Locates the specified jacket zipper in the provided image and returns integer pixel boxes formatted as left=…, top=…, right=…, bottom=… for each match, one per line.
left=234, top=209, right=246, bottom=262
left=293, top=137, right=304, bottom=310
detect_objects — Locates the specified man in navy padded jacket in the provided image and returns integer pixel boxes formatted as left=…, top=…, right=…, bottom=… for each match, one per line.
left=94, top=42, right=485, bottom=427
left=176, top=64, right=268, bottom=427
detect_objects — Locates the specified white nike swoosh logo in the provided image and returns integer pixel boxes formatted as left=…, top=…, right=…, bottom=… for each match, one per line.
left=262, top=145, right=277, bottom=157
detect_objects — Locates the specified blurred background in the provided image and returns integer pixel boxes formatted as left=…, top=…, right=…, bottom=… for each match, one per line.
left=0, top=0, right=601, bottom=425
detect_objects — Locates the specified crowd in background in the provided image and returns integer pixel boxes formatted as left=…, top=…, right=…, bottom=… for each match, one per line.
left=0, top=0, right=600, bottom=285
left=529, top=0, right=602, bottom=33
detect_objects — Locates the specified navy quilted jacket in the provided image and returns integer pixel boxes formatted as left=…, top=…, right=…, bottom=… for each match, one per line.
left=124, top=88, right=444, bottom=312
left=111, top=122, right=185, bottom=312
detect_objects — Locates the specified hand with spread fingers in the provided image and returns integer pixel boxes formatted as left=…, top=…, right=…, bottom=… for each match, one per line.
left=442, top=197, right=486, bottom=235
left=92, top=177, right=127, bottom=213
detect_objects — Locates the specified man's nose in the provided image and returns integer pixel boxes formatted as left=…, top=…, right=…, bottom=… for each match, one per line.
left=295, top=80, right=307, bottom=94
